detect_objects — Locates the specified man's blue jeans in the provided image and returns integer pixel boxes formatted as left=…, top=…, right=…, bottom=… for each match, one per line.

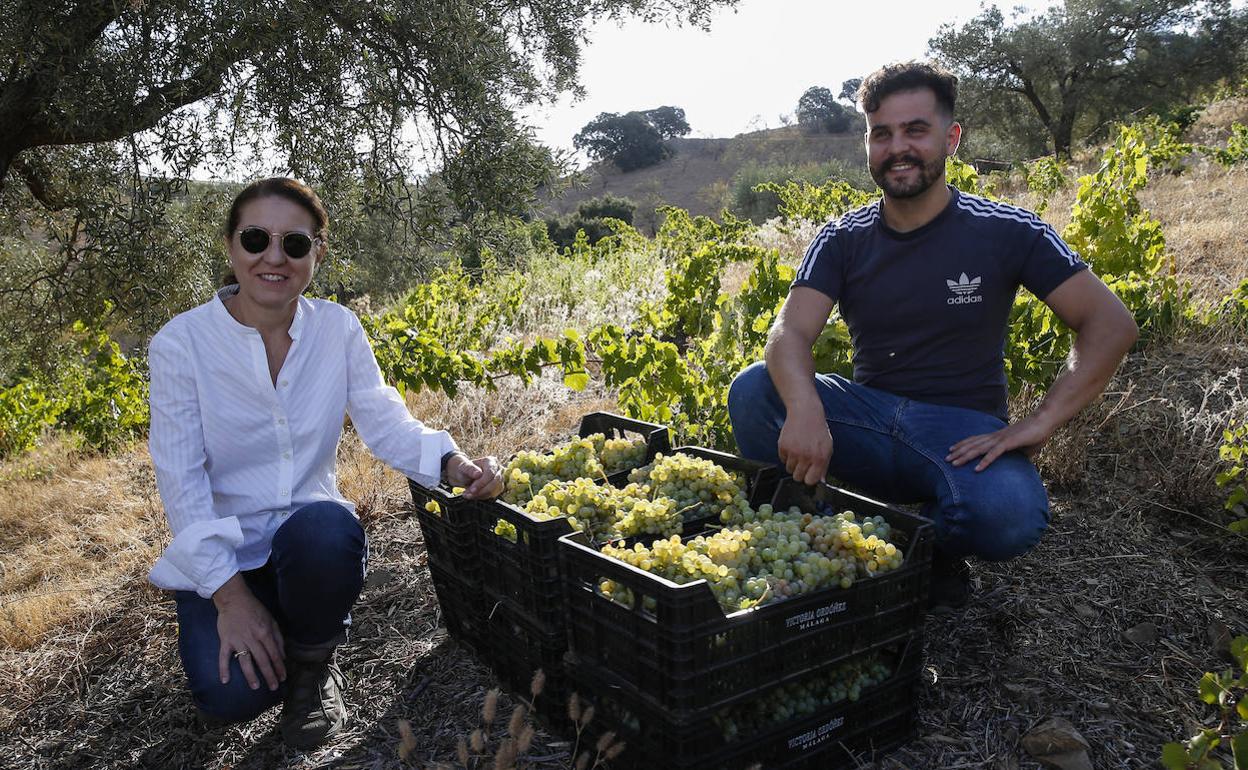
left=173, top=501, right=367, bottom=723
left=727, top=362, right=1048, bottom=562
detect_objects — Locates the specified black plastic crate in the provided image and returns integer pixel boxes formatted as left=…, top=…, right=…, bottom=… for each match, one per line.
left=474, top=413, right=672, bottom=636
left=578, top=411, right=672, bottom=468
left=559, top=478, right=933, bottom=718
left=568, top=635, right=923, bottom=770
left=478, top=443, right=779, bottom=637
left=427, top=554, right=486, bottom=650
left=409, top=478, right=482, bottom=586
left=478, top=596, right=574, bottom=718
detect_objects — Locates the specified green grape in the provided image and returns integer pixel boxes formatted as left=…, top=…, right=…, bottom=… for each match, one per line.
left=501, top=433, right=647, bottom=506
left=712, top=654, right=895, bottom=740
left=493, top=518, right=518, bottom=543
left=522, top=478, right=681, bottom=541
left=587, top=432, right=649, bottom=475
left=597, top=504, right=906, bottom=613
left=501, top=437, right=605, bottom=506
left=628, top=452, right=751, bottom=523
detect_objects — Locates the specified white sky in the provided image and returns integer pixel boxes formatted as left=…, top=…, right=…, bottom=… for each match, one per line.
left=527, top=0, right=1053, bottom=161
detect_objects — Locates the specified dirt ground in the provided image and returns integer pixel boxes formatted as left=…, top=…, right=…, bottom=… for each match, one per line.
left=2, top=330, right=1246, bottom=769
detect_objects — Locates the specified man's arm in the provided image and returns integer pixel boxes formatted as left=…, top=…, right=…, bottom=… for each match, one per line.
left=765, top=286, right=837, bottom=484
left=947, top=270, right=1139, bottom=471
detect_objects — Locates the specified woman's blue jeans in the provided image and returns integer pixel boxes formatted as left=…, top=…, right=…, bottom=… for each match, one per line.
left=173, top=501, right=367, bottom=722
left=727, top=362, right=1048, bottom=562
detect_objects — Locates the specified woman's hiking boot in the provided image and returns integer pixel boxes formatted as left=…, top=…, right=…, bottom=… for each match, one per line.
left=279, top=635, right=347, bottom=749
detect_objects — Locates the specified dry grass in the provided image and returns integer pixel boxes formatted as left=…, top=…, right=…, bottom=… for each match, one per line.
left=1139, top=162, right=1248, bottom=301
left=0, top=437, right=163, bottom=651
left=1190, top=96, right=1248, bottom=144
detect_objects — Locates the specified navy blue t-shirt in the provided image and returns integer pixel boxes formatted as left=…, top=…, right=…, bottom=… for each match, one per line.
left=792, top=187, right=1087, bottom=421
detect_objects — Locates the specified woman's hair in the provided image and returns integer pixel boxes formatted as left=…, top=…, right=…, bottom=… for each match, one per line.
left=221, top=177, right=329, bottom=286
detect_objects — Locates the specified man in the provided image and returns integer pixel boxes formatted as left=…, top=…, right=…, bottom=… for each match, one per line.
left=727, top=61, right=1139, bottom=612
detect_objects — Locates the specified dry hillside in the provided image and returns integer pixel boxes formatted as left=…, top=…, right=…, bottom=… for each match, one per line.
left=542, top=127, right=865, bottom=224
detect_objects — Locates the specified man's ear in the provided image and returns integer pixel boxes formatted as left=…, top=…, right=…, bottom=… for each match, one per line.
left=947, top=121, right=963, bottom=156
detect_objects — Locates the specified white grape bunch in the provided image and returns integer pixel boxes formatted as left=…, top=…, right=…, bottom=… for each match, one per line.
left=627, top=452, right=751, bottom=523
left=501, top=433, right=648, bottom=506
left=523, top=478, right=681, bottom=541
left=599, top=503, right=906, bottom=612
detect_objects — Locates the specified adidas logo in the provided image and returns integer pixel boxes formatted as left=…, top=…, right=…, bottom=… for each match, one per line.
left=946, top=272, right=983, bottom=305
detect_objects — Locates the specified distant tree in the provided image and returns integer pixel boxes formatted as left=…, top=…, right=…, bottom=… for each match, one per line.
left=643, top=106, right=692, bottom=139
left=796, top=87, right=856, bottom=134
left=930, top=0, right=1248, bottom=158
left=839, top=78, right=863, bottom=104
left=545, top=194, right=636, bottom=250
left=573, top=106, right=692, bottom=171
left=576, top=194, right=637, bottom=223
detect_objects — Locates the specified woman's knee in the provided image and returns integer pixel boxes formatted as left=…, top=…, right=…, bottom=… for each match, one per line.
left=191, top=674, right=281, bottom=723
left=273, top=501, right=363, bottom=553
left=179, top=643, right=281, bottom=723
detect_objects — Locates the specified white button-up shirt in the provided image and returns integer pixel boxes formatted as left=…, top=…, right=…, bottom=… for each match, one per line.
left=147, top=288, right=455, bottom=598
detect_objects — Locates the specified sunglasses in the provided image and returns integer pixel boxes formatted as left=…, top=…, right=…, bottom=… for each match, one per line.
left=236, top=226, right=321, bottom=259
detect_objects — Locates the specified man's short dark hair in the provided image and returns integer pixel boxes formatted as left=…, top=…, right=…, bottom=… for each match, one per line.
left=857, top=61, right=958, bottom=117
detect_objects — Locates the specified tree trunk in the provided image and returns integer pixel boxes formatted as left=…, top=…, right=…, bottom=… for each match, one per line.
left=0, top=148, right=12, bottom=194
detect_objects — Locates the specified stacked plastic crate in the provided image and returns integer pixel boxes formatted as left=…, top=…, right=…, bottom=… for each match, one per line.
left=557, top=479, right=933, bottom=769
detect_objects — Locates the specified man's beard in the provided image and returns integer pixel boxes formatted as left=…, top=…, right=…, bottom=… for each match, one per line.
left=870, top=153, right=945, bottom=199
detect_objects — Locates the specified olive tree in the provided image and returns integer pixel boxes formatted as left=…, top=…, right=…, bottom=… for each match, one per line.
left=929, top=0, right=1247, bottom=158
left=0, top=0, right=734, bottom=363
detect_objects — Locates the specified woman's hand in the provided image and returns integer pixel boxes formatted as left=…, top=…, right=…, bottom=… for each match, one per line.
left=445, top=453, right=505, bottom=500
left=212, top=574, right=286, bottom=691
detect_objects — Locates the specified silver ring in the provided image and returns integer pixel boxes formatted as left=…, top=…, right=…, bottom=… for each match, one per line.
left=233, top=650, right=250, bottom=659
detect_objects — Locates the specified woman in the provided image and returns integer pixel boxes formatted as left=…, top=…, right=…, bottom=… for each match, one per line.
left=147, top=177, right=502, bottom=749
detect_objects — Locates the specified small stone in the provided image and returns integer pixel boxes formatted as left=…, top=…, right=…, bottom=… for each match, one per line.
left=1022, top=718, right=1093, bottom=770
left=1074, top=603, right=1098, bottom=620
left=364, top=567, right=396, bottom=590
left=1208, top=621, right=1233, bottom=661
left=1124, top=621, right=1158, bottom=645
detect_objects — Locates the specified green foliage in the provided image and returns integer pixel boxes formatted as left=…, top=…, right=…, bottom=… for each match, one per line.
left=1161, top=635, right=1248, bottom=769
left=545, top=195, right=637, bottom=251
left=930, top=1, right=1248, bottom=157
left=0, top=382, right=64, bottom=459
left=750, top=175, right=876, bottom=225
left=1218, top=422, right=1248, bottom=533
left=1135, top=116, right=1196, bottom=174
left=56, top=324, right=150, bottom=452
left=1212, top=280, right=1248, bottom=327
left=1063, top=124, right=1170, bottom=278
left=0, top=1, right=732, bottom=361
left=573, top=107, right=691, bottom=172
left=1024, top=156, right=1069, bottom=216
left=0, top=323, right=148, bottom=458
left=1208, top=124, right=1248, bottom=167
left=944, top=157, right=996, bottom=197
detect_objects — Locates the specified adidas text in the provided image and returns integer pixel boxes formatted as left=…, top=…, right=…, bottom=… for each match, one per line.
left=947, top=295, right=984, bottom=305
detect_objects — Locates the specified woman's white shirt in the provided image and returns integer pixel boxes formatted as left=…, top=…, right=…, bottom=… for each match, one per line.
left=147, top=287, right=455, bottom=598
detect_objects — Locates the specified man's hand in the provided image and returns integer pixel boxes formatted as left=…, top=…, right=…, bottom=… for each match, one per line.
left=213, top=574, right=285, bottom=691
left=778, top=411, right=833, bottom=485
left=445, top=453, right=504, bottom=500
left=946, top=414, right=1054, bottom=472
